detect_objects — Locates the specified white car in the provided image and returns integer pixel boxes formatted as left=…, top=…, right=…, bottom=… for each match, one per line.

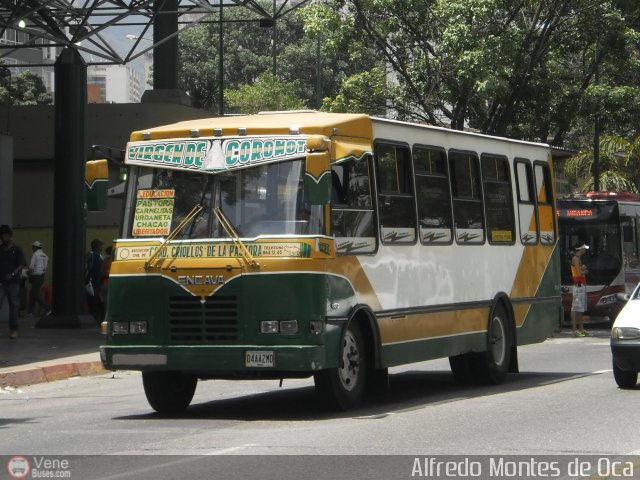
left=610, top=284, right=640, bottom=389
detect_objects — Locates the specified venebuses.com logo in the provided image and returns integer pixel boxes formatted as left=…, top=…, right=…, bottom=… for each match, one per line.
left=6, top=456, right=71, bottom=478
left=7, top=456, right=30, bottom=479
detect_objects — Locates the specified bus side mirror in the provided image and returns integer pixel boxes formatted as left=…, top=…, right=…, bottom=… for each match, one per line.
left=304, top=135, right=331, bottom=205
left=85, top=159, right=108, bottom=211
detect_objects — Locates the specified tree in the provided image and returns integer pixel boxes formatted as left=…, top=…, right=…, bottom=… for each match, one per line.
left=0, top=70, right=52, bottom=105
left=564, top=134, right=640, bottom=192
left=225, top=72, right=306, bottom=113
left=339, top=0, right=640, bottom=145
left=177, top=2, right=381, bottom=113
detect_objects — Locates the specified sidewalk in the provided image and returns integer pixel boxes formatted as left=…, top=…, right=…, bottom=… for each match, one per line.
left=0, top=312, right=106, bottom=388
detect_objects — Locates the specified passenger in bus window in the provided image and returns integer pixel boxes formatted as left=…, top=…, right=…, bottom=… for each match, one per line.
left=570, top=243, right=590, bottom=337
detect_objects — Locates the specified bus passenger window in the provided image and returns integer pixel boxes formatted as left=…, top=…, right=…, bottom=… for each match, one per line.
left=331, top=158, right=376, bottom=254
left=413, top=146, right=452, bottom=244
left=534, top=162, right=555, bottom=244
left=514, top=159, right=538, bottom=244
left=481, top=154, right=515, bottom=244
left=374, top=143, right=417, bottom=245
left=449, top=151, right=484, bottom=244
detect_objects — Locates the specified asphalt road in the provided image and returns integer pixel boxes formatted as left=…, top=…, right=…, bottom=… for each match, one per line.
left=1, top=331, right=638, bottom=479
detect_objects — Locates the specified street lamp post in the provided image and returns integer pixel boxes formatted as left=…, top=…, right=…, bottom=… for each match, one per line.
left=125, top=34, right=153, bottom=91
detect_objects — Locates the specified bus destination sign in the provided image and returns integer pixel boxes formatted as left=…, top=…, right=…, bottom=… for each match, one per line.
left=126, top=136, right=308, bottom=172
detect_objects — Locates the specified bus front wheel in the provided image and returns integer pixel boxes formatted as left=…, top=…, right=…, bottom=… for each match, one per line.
left=142, top=371, right=198, bottom=414
left=314, top=322, right=367, bottom=410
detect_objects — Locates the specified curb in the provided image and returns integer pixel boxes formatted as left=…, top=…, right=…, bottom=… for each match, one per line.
left=0, top=361, right=107, bottom=388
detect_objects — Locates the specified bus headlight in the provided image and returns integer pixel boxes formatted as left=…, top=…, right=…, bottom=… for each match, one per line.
left=279, top=320, right=298, bottom=334
left=260, top=321, right=279, bottom=333
left=260, top=320, right=298, bottom=334
left=129, top=321, right=148, bottom=334
left=112, top=321, right=148, bottom=334
left=597, top=294, right=617, bottom=306
left=612, top=327, right=640, bottom=340
left=112, top=322, right=129, bottom=334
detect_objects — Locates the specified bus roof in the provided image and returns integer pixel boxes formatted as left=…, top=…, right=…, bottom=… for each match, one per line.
left=560, top=192, right=640, bottom=202
left=130, top=111, right=373, bottom=142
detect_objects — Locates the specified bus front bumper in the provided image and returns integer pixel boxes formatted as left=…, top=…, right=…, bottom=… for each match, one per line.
left=99, top=344, right=332, bottom=377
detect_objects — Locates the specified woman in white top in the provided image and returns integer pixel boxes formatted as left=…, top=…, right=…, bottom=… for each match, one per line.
left=27, top=240, right=50, bottom=316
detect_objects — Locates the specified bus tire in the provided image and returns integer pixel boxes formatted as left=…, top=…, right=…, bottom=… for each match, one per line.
left=475, top=303, right=512, bottom=384
left=142, top=371, right=198, bottom=414
left=314, top=322, right=367, bottom=410
left=613, top=361, right=638, bottom=389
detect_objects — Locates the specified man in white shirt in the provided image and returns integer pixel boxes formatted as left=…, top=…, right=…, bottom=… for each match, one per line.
left=27, top=240, right=50, bottom=317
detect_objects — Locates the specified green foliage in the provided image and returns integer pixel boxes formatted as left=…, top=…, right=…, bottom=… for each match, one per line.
left=564, top=134, right=640, bottom=192
left=0, top=70, right=52, bottom=106
left=224, top=72, right=306, bottom=114
left=342, top=0, right=640, bottom=145
left=321, top=66, right=390, bottom=115
left=178, top=2, right=380, bottom=113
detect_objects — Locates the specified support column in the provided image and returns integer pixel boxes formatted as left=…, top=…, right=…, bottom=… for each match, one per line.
left=37, top=48, right=90, bottom=328
left=141, top=0, right=191, bottom=106
left=0, top=135, right=13, bottom=226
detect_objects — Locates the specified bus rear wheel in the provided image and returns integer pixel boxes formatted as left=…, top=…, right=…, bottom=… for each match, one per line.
left=142, top=371, right=198, bottom=414
left=314, top=322, right=367, bottom=410
left=613, top=361, right=638, bottom=389
left=449, top=304, right=512, bottom=385
left=476, top=303, right=512, bottom=384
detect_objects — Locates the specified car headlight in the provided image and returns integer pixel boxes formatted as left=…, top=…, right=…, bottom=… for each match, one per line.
left=611, top=327, right=640, bottom=340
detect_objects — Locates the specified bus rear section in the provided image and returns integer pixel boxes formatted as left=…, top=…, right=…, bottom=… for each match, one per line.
left=557, top=193, right=640, bottom=323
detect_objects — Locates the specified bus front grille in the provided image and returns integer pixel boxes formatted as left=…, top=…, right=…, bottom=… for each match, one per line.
left=169, top=296, right=238, bottom=343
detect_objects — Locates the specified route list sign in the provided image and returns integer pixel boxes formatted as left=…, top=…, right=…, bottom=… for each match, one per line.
left=132, top=189, right=175, bottom=236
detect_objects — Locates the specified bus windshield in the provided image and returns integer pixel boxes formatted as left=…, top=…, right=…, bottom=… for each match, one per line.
left=125, top=159, right=323, bottom=239
left=558, top=200, right=622, bottom=286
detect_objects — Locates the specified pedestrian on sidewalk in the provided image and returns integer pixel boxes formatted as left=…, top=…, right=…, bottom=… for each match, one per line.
left=27, top=240, right=50, bottom=317
left=571, top=243, right=590, bottom=337
left=0, top=225, right=27, bottom=339
left=85, top=238, right=105, bottom=325
left=100, top=245, right=113, bottom=304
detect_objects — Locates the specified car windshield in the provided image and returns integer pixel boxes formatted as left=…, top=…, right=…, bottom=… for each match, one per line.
left=124, top=159, right=324, bottom=239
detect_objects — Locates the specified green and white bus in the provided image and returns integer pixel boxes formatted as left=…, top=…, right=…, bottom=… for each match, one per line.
left=90, top=111, right=561, bottom=413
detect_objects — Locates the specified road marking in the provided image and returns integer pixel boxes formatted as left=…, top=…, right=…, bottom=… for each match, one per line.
left=210, top=444, right=258, bottom=455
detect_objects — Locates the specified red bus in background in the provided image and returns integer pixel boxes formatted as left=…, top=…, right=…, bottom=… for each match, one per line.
left=558, top=192, right=640, bottom=324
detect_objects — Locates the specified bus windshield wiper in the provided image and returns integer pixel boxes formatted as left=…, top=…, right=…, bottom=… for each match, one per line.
left=213, top=207, right=259, bottom=269
left=144, top=204, right=203, bottom=270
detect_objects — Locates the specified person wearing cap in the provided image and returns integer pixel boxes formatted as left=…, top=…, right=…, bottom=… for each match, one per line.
left=0, top=225, right=26, bottom=339
left=27, top=240, right=50, bottom=317
left=570, top=243, right=590, bottom=337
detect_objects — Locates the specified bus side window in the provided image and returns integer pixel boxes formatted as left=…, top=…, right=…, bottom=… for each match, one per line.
left=481, top=154, right=515, bottom=244
left=534, top=162, right=556, bottom=244
left=413, top=145, right=453, bottom=244
left=514, top=159, right=538, bottom=244
left=331, top=158, right=377, bottom=254
left=374, top=142, right=417, bottom=245
left=449, top=150, right=485, bottom=244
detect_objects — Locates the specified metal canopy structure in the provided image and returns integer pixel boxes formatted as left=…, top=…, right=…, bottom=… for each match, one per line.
left=0, top=0, right=310, bottom=66
left=0, top=0, right=312, bottom=327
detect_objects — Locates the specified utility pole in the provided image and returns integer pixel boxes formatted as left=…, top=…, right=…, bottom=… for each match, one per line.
left=593, top=38, right=600, bottom=192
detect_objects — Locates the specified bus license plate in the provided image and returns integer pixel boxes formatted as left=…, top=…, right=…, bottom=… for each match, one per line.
left=245, top=351, right=274, bottom=367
